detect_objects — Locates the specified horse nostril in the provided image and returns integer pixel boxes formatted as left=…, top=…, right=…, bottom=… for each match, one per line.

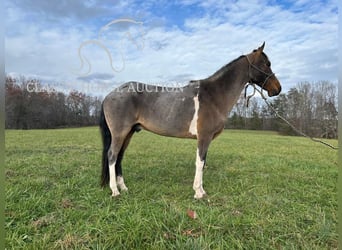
left=270, top=87, right=281, bottom=97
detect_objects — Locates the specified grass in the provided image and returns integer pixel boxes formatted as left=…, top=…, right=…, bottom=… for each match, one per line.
left=5, top=127, right=337, bottom=249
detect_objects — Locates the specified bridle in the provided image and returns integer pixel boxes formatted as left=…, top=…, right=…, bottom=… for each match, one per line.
left=244, top=55, right=275, bottom=106
left=245, top=55, right=275, bottom=90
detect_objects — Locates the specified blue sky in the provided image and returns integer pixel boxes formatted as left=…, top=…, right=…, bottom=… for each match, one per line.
left=5, top=0, right=338, bottom=96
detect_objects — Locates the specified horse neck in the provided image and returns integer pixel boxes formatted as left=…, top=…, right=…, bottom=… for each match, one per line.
left=201, top=56, right=249, bottom=115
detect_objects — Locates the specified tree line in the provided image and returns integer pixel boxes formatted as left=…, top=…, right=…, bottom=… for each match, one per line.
left=5, top=76, right=337, bottom=139
left=226, top=81, right=338, bottom=139
left=5, top=76, right=102, bottom=129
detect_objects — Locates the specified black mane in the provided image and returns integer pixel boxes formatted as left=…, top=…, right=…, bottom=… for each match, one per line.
left=205, top=55, right=245, bottom=81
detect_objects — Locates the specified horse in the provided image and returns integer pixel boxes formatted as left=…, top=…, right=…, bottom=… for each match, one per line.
left=99, top=42, right=281, bottom=199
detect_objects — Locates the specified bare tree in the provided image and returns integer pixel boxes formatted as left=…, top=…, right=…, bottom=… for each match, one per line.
left=5, top=76, right=103, bottom=129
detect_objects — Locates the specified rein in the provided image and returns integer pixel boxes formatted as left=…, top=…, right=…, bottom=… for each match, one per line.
left=243, top=54, right=338, bottom=150
left=244, top=83, right=338, bottom=150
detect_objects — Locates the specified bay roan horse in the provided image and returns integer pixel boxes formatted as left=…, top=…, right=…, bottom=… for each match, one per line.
left=100, top=42, right=281, bottom=199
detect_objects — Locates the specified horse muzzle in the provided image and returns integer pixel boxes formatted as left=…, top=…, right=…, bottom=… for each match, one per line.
left=266, top=77, right=281, bottom=97
left=268, top=85, right=281, bottom=97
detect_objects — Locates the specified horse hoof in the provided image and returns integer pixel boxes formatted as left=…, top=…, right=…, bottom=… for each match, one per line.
left=111, top=190, right=120, bottom=197
left=194, top=192, right=207, bottom=199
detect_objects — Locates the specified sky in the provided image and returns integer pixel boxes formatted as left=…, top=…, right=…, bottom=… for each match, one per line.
left=5, top=0, right=338, bottom=97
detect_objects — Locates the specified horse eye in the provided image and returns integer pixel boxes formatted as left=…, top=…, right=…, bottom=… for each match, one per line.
left=266, top=61, right=271, bottom=67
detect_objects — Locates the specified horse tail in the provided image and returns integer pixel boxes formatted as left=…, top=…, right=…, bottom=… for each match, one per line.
left=100, top=103, right=111, bottom=187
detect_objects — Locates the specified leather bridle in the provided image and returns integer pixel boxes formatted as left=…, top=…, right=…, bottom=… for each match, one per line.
left=245, top=55, right=275, bottom=89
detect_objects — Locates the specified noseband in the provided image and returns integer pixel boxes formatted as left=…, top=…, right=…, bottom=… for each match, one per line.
left=245, top=55, right=274, bottom=89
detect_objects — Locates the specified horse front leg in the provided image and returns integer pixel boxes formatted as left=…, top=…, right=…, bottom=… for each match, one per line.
left=193, top=139, right=210, bottom=199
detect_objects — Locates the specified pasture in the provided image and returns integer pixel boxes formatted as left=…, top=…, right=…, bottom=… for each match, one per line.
left=5, top=127, right=337, bottom=249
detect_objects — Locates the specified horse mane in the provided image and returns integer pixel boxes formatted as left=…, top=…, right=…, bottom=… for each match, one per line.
left=204, top=55, right=245, bottom=82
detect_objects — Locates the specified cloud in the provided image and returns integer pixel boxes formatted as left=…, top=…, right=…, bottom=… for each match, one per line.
left=5, top=0, right=338, bottom=96
left=6, top=0, right=130, bottom=23
left=77, top=72, right=115, bottom=82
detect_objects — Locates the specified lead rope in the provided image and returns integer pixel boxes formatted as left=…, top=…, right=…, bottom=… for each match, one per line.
left=244, top=83, right=338, bottom=150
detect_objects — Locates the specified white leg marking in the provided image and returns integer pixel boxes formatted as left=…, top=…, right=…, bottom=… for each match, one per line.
left=117, top=176, right=128, bottom=191
left=109, top=162, right=120, bottom=197
left=189, top=95, right=199, bottom=136
left=193, top=149, right=206, bottom=199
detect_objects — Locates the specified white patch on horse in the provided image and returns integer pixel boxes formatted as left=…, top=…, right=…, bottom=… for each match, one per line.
left=193, top=148, right=206, bottom=199
left=189, top=94, right=199, bottom=135
left=109, top=162, right=120, bottom=196
left=117, top=176, right=128, bottom=191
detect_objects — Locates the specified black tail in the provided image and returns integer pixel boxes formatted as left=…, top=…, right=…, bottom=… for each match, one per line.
left=100, top=104, right=111, bottom=187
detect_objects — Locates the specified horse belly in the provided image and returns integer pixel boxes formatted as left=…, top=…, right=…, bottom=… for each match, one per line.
left=138, top=96, right=196, bottom=138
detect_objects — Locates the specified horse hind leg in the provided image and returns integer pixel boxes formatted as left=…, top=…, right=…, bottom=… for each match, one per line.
left=108, top=134, right=130, bottom=197
left=115, top=130, right=134, bottom=192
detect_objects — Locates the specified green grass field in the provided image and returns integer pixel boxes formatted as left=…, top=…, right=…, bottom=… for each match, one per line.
left=5, top=127, right=337, bottom=249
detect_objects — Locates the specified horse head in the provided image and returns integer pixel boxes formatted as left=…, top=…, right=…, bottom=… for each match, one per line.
left=246, top=42, right=281, bottom=97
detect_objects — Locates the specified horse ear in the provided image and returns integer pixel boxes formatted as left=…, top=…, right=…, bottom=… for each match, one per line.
left=257, top=42, right=265, bottom=53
